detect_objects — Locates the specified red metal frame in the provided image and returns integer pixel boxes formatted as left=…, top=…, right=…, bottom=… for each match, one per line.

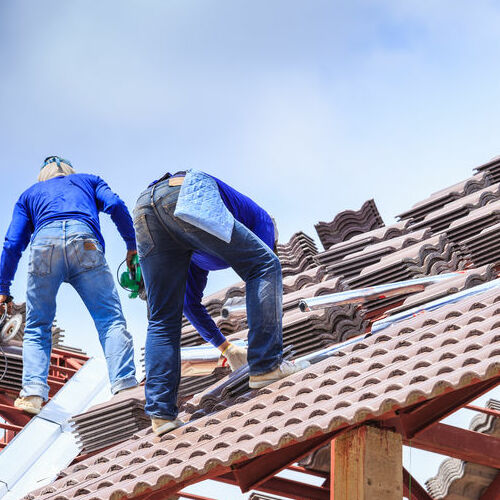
left=0, top=347, right=87, bottom=450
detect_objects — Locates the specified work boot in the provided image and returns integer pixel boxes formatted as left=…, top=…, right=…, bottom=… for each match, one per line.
left=14, top=396, right=43, bottom=415
left=249, top=359, right=311, bottom=389
left=223, top=343, right=248, bottom=371
left=151, top=418, right=183, bottom=437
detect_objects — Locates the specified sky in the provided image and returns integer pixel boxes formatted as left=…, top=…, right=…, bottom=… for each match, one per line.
left=1, top=0, right=500, bottom=497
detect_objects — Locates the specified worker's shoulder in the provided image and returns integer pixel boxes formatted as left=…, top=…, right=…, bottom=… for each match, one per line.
left=70, top=172, right=102, bottom=183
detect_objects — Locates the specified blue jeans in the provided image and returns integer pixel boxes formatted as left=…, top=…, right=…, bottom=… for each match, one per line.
left=21, top=220, right=137, bottom=400
left=134, top=180, right=283, bottom=419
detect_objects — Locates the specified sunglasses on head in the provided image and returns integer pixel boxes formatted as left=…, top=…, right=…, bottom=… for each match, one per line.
left=40, top=156, right=73, bottom=170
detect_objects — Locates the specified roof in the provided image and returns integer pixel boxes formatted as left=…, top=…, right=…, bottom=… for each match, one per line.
left=27, top=281, right=500, bottom=499
left=25, top=154, right=500, bottom=499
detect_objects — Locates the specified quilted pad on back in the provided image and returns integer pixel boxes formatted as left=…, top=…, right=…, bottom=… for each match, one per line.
left=174, top=169, right=235, bottom=243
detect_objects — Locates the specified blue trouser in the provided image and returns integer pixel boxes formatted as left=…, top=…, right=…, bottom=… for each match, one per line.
left=21, top=220, right=137, bottom=400
left=134, top=180, right=283, bottom=419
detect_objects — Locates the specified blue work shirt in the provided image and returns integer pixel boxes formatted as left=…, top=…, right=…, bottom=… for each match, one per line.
left=0, top=173, right=136, bottom=295
left=178, top=174, right=276, bottom=347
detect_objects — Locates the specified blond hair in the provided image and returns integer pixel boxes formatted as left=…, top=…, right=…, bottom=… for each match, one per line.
left=38, top=162, right=75, bottom=182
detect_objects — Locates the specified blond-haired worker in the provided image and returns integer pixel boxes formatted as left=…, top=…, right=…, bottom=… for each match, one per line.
left=0, top=156, right=138, bottom=414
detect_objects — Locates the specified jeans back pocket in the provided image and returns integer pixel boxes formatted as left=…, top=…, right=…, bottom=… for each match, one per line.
left=74, top=237, right=105, bottom=270
left=28, top=244, right=54, bottom=276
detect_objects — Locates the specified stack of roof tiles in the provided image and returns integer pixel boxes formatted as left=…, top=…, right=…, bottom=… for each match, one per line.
left=70, top=386, right=150, bottom=454
left=29, top=155, right=500, bottom=500
left=426, top=399, right=500, bottom=499
left=397, top=171, right=493, bottom=223
left=475, top=155, right=500, bottom=183
left=276, top=231, right=319, bottom=278
left=0, top=342, right=23, bottom=393
left=347, top=234, right=467, bottom=288
left=316, top=222, right=408, bottom=267
left=315, top=199, right=384, bottom=250
left=407, top=183, right=500, bottom=233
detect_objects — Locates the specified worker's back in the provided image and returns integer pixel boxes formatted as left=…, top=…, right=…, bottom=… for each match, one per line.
left=17, top=173, right=132, bottom=250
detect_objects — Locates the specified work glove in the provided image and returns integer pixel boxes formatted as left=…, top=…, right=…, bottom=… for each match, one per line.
left=222, top=343, right=248, bottom=371
left=0, top=295, right=13, bottom=316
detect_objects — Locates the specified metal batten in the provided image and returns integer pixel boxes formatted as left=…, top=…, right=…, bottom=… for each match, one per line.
left=298, top=272, right=465, bottom=312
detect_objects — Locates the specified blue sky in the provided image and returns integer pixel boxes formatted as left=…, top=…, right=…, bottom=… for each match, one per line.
left=1, top=1, right=500, bottom=496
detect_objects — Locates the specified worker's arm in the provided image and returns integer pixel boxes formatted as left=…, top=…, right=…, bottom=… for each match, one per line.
left=183, top=263, right=226, bottom=348
left=0, top=197, right=33, bottom=298
left=94, top=176, right=137, bottom=251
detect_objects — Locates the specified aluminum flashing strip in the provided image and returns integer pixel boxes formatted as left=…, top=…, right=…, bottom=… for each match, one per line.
left=298, top=272, right=463, bottom=311
left=0, top=358, right=110, bottom=500
left=372, top=277, right=500, bottom=333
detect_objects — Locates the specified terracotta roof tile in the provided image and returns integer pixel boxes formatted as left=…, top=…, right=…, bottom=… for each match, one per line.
left=315, top=199, right=384, bottom=250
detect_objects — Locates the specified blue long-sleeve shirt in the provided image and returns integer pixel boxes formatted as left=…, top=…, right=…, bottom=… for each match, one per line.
left=0, top=173, right=136, bottom=294
left=179, top=175, right=276, bottom=347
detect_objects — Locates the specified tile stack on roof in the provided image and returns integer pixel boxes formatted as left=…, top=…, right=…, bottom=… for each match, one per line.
left=315, top=199, right=384, bottom=250
left=347, top=234, right=467, bottom=290
left=276, top=231, right=319, bottom=278
left=324, top=228, right=432, bottom=280
left=397, top=172, right=493, bottom=224
left=408, top=182, right=500, bottom=233
left=27, top=281, right=500, bottom=500
left=316, top=222, right=408, bottom=268
left=443, top=199, right=500, bottom=245
left=0, top=342, right=23, bottom=393
left=425, top=399, right=500, bottom=500
left=475, top=155, right=500, bottom=183
left=70, top=386, right=150, bottom=454
left=461, top=221, right=500, bottom=268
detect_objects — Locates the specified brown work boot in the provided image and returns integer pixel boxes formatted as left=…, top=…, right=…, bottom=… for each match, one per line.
left=14, top=396, right=43, bottom=415
left=151, top=418, right=183, bottom=437
left=249, top=359, right=311, bottom=389
left=223, top=343, right=248, bottom=371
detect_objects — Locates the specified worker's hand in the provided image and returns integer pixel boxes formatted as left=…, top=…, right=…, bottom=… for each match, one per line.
left=126, top=250, right=138, bottom=271
left=0, top=295, right=13, bottom=316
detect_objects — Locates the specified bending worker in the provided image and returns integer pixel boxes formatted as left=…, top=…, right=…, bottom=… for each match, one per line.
left=0, top=156, right=138, bottom=414
left=134, top=169, right=309, bottom=436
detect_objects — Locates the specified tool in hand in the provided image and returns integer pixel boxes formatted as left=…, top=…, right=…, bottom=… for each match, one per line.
left=117, top=254, right=144, bottom=299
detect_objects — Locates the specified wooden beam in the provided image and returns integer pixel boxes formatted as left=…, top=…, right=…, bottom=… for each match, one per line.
left=403, top=468, right=433, bottom=500
left=333, top=425, right=402, bottom=500
left=479, top=471, right=500, bottom=500
left=405, top=423, right=500, bottom=468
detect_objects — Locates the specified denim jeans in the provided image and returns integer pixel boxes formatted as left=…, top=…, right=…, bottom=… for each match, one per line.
left=21, top=220, right=137, bottom=400
left=134, top=179, right=283, bottom=419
